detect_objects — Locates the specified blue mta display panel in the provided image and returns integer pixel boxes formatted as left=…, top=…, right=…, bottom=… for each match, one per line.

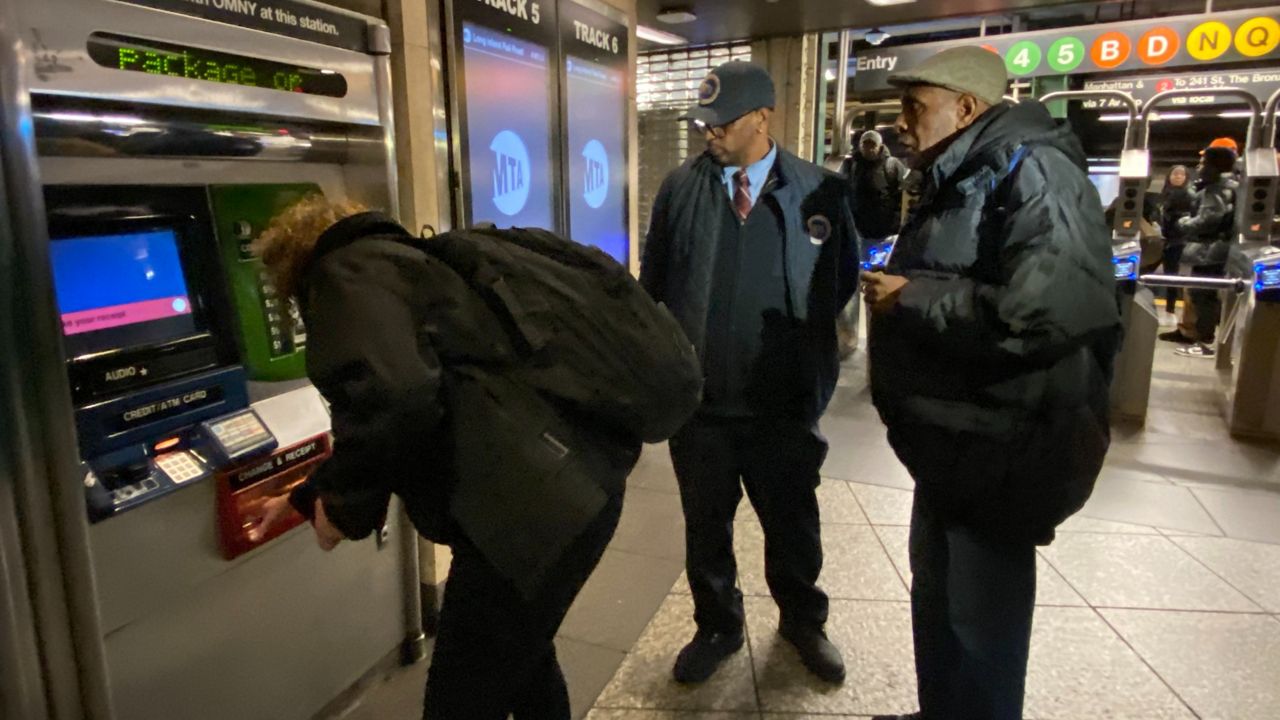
left=565, top=55, right=627, bottom=264
left=49, top=228, right=198, bottom=356
left=462, top=22, right=555, bottom=231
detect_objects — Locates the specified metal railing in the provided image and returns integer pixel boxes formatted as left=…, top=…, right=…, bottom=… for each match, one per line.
left=1138, top=274, right=1249, bottom=293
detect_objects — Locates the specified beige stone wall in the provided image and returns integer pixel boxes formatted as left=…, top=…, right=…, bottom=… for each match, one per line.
left=750, top=34, right=820, bottom=162
left=383, top=0, right=449, bottom=237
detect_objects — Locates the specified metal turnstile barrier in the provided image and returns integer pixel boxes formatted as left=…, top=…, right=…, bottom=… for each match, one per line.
left=1039, top=90, right=1157, bottom=421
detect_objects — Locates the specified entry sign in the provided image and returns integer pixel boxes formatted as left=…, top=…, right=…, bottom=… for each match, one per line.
left=854, top=8, right=1280, bottom=92
left=113, top=0, right=370, bottom=53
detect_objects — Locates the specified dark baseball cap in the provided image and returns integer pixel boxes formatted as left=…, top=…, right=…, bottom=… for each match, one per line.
left=680, top=61, right=776, bottom=128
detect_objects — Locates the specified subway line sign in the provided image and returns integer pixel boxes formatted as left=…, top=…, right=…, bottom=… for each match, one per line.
left=854, top=9, right=1280, bottom=93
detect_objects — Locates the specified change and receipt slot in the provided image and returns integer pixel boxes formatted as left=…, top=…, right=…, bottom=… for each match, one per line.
left=1041, top=90, right=1156, bottom=423
left=10, top=0, right=424, bottom=717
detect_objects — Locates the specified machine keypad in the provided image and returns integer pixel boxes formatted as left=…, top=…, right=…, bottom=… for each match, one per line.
left=155, top=451, right=204, bottom=485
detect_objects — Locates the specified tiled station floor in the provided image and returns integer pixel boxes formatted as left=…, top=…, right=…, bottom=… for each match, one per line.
left=331, top=343, right=1280, bottom=720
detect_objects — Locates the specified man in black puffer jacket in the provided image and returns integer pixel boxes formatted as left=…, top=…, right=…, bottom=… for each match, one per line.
left=862, top=48, right=1121, bottom=720
left=841, top=129, right=908, bottom=241
left=1162, top=144, right=1238, bottom=359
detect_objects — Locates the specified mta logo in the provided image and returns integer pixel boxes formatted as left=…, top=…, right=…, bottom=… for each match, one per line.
left=490, top=130, right=531, bottom=216
left=582, top=139, right=609, bottom=210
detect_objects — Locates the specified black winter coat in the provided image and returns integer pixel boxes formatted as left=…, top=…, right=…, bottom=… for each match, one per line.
left=841, top=147, right=908, bottom=240
left=1159, top=185, right=1194, bottom=245
left=1178, top=174, right=1238, bottom=268
left=641, top=146, right=861, bottom=424
left=290, top=214, right=638, bottom=592
left=870, top=101, right=1122, bottom=544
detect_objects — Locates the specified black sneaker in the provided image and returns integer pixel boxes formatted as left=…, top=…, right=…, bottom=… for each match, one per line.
left=1175, top=343, right=1215, bottom=358
left=672, top=630, right=744, bottom=684
left=779, top=623, right=846, bottom=684
left=1158, top=329, right=1196, bottom=345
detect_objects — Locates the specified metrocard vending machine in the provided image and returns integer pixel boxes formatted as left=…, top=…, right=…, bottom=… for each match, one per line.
left=7, top=0, right=424, bottom=717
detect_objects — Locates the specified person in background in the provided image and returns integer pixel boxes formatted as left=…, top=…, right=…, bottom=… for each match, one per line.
left=1160, top=144, right=1239, bottom=358
left=861, top=46, right=1120, bottom=720
left=641, top=60, right=860, bottom=686
left=1157, top=165, right=1194, bottom=322
left=843, top=129, right=908, bottom=241
left=246, top=197, right=641, bottom=720
left=837, top=130, right=908, bottom=357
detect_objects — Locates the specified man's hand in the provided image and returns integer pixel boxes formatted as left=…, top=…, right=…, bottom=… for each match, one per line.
left=313, top=497, right=346, bottom=551
left=247, top=495, right=293, bottom=543
left=244, top=494, right=345, bottom=551
left=861, top=271, right=909, bottom=314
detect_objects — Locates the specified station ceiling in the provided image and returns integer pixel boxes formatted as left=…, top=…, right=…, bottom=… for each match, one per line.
left=634, top=0, right=1081, bottom=46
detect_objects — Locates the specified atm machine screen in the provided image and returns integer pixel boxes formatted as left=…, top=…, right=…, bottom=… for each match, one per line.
left=461, top=22, right=556, bottom=231
left=50, top=227, right=200, bottom=358
left=565, top=55, right=627, bottom=264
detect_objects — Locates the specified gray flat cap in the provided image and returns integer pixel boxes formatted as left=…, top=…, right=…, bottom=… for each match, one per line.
left=888, top=46, right=1008, bottom=107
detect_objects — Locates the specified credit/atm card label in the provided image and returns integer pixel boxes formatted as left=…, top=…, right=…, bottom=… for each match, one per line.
left=109, top=386, right=225, bottom=433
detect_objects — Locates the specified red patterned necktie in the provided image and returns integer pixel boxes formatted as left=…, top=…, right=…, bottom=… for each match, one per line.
left=733, top=169, right=752, bottom=221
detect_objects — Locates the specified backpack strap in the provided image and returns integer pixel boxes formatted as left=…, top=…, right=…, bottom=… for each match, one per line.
left=406, top=230, right=553, bottom=355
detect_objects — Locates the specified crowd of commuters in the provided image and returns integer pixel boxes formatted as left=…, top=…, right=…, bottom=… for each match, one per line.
left=239, top=44, right=1268, bottom=720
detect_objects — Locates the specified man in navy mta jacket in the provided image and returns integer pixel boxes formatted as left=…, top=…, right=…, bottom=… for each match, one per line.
left=640, top=61, right=860, bottom=685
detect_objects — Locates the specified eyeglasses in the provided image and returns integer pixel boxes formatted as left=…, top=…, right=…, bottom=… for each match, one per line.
left=690, top=119, right=730, bottom=139
left=690, top=111, right=755, bottom=139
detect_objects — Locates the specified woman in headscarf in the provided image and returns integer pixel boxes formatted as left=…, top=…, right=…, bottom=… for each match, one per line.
left=1158, top=165, right=1194, bottom=318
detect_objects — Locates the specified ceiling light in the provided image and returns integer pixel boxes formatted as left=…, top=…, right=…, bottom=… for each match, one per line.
left=637, top=25, right=689, bottom=45
left=656, top=7, right=697, bottom=24
left=866, top=0, right=917, bottom=5
left=824, top=68, right=837, bottom=82
left=864, top=28, right=891, bottom=45
left=1100, top=112, right=1192, bottom=122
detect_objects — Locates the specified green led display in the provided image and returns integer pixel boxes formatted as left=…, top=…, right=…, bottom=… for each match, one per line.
left=87, top=32, right=347, bottom=98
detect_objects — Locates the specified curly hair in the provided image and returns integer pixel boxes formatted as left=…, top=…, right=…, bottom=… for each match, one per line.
left=252, top=194, right=368, bottom=301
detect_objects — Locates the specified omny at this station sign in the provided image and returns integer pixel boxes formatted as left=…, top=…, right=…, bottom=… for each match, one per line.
left=854, top=9, right=1280, bottom=93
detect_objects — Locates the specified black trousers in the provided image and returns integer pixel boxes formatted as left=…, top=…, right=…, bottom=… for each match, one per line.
left=910, top=492, right=1037, bottom=720
left=668, top=414, right=829, bottom=633
left=1160, top=244, right=1184, bottom=313
left=1189, top=263, right=1226, bottom=344
left=422, top=492, right=622, bottom=720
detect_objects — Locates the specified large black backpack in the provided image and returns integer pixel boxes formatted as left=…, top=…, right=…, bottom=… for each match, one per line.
left=418, top=226, right=703, bottom=443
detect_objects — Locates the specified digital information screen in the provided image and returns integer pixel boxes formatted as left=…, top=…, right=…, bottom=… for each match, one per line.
left=1257, top=262, right=1280, bottom=291
left=1089, top=173, right=1121, bottom=208
left=461, top=22, right=556, bottom=230
left=50, top=228, right=199, bottom=357
left=86, top=32, right=347, bottom=98
left=1112, top=253, right=1139, bottom=281
left=565, top=55, right=627, bottom=264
